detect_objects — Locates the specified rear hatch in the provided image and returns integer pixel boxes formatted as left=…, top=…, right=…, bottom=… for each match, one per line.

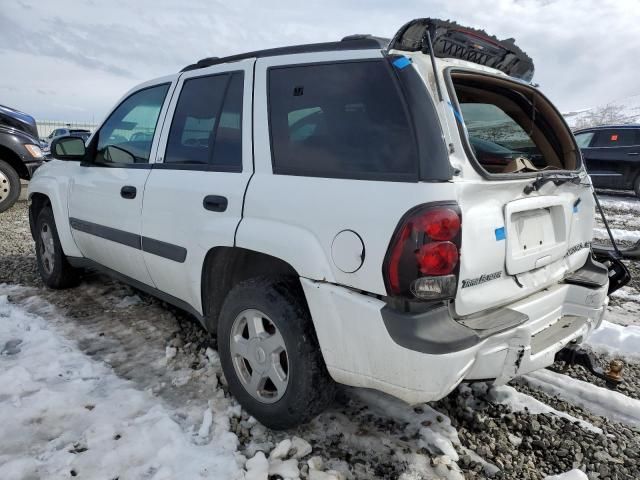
left=444, top=69, right=594, bottom=317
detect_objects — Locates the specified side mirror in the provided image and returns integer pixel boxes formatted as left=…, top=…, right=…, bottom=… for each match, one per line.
left=51, top=136, right=86, bottom=160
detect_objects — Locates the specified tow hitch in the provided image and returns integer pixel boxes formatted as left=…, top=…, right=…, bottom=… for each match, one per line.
left=554, top=345, right=624, bottom=389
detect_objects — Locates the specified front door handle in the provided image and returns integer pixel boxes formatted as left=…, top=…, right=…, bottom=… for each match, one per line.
left=121, top=185, right=137, bottom=199
left=203, top=195, right=228, bottom=212
left=627, top=152, right=639, bottom=156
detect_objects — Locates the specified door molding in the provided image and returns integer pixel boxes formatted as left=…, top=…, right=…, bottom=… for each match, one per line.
left=69, top=217, right=187, bottom=263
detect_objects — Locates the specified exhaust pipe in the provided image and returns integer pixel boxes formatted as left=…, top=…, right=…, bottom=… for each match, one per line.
left=554, top=345, right=624, bottom=390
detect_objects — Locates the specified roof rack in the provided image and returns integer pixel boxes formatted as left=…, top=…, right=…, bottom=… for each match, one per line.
left=180, top=35, right=389, bottom=72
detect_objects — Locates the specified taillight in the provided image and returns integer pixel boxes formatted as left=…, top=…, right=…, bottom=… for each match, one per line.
left=383, top=203, right=461, bottom=300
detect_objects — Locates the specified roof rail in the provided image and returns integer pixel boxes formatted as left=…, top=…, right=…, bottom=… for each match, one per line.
left=180, top=36, right=389, bottom=72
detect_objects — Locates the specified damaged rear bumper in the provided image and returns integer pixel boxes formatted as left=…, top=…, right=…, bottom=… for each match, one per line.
left=301, top=270, right=608, bottom=405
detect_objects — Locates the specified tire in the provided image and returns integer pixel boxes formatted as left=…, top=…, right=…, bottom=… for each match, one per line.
left=0, top=159, right=21, bottom=213
left=634, top=175, right=640, bottom=199
left=217, top=276, right=335, bottom=429
left=34, top=206, right=79, bottom=289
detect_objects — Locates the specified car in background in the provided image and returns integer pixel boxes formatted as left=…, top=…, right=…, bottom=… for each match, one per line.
left=41, top=128, right=92, bottom=156
left=574, top=125, right=640, bottom=197
left=0, top=104, right=46, bottom=212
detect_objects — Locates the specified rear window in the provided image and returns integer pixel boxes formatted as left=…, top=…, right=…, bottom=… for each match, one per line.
left=268, top=60, right=418, bottom=181
left=451, top=72, right=578, bottom=175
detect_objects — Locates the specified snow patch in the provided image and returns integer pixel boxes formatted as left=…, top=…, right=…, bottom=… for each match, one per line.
left=523, top=369, right=640, bottom=427
left=0, top=290, right=243, bottom=479
left=586, top=320, right=640, bottom=360
left=544, top=469, right=588, bottom=480
left=593, top=227, right=640, bottom=243
left=114, top=294, right=142, bottom=309
left=489, top=384, right=602, bottom=434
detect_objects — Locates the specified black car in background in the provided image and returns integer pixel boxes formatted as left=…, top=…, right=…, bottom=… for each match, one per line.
left=0, top=104, right=46, bottom=212
left=575, top=125, right=640, bottom=197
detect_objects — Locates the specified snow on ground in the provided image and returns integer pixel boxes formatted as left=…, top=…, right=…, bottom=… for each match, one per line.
left=586, top=320, right=640, bottom=360
left=597, top=194, right=640, bottom=213
left=543, top=470, right=588, bottom=480
left=522, top=369, right=640, bottom=427
left=0, top=289, right=244, bottom=480
left=593, top=227, right=640, bottom=243
left=486, top=383, right=602, bottom=434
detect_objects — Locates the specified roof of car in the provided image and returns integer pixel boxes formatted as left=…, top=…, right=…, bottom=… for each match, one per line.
left=575, top=124, right=640, bottom=133
left=180, top=35, right=389, bottom=72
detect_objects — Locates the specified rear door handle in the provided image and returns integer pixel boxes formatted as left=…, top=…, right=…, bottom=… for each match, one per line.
left=627, top=152, right=639, bottom=156
left=203, top=195, right=228, bottom=212
left=120, top=185, right=137, bottom=199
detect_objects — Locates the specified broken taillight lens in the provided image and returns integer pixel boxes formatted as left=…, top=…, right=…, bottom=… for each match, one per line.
left=384, top=203, right=461, bottom=300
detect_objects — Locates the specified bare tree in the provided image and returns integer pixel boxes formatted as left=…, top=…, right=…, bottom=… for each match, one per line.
left=573, top=103, right=631, bottom=129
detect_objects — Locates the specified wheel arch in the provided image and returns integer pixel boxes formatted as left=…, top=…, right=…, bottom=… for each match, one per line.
left=28, top=192, right=52, bottom=239
left=0, top=144, right=29, bottom=179
left=27, top=170, right=83, bottom=258
left=201, top=246, right=302, bottom=332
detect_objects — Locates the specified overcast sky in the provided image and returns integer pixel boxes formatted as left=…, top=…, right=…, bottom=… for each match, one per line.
left=1, top=0, right=639, bottom=123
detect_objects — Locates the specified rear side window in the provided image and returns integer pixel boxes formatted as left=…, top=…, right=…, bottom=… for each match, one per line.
left=592, top=129, right=640, bottom=147
left=268, top=60, right=418, bottom=181
left=165, top=72, right=243, bottom=170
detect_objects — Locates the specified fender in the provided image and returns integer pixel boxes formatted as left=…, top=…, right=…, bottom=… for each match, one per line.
left=27, top=160, right=83, bottom=258
left=235, top=217, right=336, bottom=284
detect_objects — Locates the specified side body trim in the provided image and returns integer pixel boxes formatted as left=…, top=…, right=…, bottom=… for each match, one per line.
left=69, top=217, right=187, bottom=263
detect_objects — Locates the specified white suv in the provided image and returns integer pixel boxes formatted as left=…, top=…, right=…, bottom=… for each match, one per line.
left=28, top=19, right=614, bottom=429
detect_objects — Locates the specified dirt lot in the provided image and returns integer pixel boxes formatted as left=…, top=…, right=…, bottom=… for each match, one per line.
left=1, top=193, right=639, bottom=480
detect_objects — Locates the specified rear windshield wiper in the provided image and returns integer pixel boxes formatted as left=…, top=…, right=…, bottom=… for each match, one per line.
left=523, top=172, right=584, bottom=195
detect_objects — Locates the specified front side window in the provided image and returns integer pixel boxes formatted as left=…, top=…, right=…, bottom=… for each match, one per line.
left=94, top=84, right=169, bottom=165
left=268, top=60, right=417, bottom=180
left=164, top=72, right=243, bottom=170
left=574, top=132, right=595, bottom=148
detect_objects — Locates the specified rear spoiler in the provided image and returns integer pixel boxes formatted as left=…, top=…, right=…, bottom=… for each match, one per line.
left=388, top=18, right=535, bottom=82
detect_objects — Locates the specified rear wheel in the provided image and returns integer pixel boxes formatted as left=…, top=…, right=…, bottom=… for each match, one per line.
left=217, top=276, right=335, bottom=429
left=0, top=159, right=21, bottom=213
left=35, top=207, right=79, bottom=288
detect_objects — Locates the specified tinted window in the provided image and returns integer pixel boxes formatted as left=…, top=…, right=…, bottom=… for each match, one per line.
left=212, top=73, right=243, bottom=170
left=165, top=72, right=243, bottom=170
left=268, top=60, right=417, bottom=180
left=574, top=132, right=595, bottom=148
left=592, top=129, right=639, bottom=147
left=95, top=84, right=169, bottom=164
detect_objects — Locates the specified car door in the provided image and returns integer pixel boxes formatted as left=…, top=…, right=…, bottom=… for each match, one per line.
left=67, top=78, right=175, bottom=286
left=582, top=128, right=635, bottom=189
left=140, top=60, right=254, bottom=312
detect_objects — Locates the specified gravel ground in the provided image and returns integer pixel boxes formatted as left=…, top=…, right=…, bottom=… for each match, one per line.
left=1, top=196, right=639, bottom=480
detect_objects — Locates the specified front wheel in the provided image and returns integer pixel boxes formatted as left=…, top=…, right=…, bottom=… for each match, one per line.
left=0, top=159, right=21, bottom=213
left=35, top=206, right=79, bottom=289
left=217, top=277, right=335, bottom=430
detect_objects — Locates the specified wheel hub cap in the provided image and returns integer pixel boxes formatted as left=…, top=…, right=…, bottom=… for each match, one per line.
left=229, top=308, right=289, bottom=403
left=39, top=222, right=55, bottom=275
left=0, top=170, right=10, bottom=201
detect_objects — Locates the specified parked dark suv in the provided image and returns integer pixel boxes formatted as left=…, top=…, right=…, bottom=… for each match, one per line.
left=575, top=125, right=640, bottom=197
left=0, top=104, right=46, bottom=212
